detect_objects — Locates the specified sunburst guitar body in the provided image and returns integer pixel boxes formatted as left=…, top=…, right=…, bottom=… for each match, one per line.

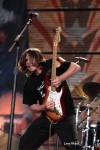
left=43, top=75, right=67, bottom=123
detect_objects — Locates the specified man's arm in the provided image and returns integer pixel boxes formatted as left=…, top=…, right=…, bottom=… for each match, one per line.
left=59, top=62, right=81, bottom=81
left=29, top=100, right=55, bottom=113
left=52, top=62, right=81, bottom=87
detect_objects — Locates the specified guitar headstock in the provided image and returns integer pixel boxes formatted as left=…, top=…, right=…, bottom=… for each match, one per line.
left=54, top=27, right=62, bottom=46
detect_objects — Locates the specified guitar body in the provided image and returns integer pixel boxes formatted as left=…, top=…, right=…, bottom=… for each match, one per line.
left=42, top=75, right=67, bottom=123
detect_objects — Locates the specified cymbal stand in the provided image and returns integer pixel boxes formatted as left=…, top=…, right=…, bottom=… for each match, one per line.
left=76, top=103, right=80, bottom=127
left=76, top=96, right=86, bottom=127
left=79, top=94, right=99, bottom=120
left=78, top=104, right=100, bottom=127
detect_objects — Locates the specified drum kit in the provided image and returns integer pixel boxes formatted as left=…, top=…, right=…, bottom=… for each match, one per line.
left=75, top=82, right=100, bottom=150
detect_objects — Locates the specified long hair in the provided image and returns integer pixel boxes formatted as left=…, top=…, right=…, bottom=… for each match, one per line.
left=18, top=48, right=45, bottom=76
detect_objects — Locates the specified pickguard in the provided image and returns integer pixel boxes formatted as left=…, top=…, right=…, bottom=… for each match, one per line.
left=47, top=86, right=63, bottom=116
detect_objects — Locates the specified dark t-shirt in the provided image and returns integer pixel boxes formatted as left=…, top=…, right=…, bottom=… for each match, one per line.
left=23, top=59, right=75, bottom=114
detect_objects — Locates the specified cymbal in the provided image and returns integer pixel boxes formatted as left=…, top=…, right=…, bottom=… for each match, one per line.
left=75, top=84, right=86, bottom=97
left=82, top=82, right=100, bottom=100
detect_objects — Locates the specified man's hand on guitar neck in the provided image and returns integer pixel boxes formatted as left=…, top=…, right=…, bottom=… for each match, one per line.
left=51, top=76, right=61, bottom=88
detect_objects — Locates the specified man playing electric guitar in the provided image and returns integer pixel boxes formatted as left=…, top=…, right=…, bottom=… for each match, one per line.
left=18, top=27, right=83, bottom=150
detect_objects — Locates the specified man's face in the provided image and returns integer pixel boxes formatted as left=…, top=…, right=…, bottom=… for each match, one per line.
left=25, top=54, right=39, bottom=72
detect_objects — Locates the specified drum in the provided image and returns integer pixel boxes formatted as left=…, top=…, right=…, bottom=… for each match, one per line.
left=95, top=121, right=100, bottom=146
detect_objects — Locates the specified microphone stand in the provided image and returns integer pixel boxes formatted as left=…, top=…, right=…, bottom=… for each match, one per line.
left=7, top=18, right=32, bottom=150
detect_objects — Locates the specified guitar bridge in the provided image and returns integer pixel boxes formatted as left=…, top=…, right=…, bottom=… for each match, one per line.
left=54, top=107, right=61, bottom=117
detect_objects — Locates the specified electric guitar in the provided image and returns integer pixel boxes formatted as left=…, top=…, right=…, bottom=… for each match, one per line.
left=42, top=27, right=67, bottom=123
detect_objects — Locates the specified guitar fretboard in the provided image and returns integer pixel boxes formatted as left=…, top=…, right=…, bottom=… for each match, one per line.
left=51, top=45, right=57, bottom=92
left=51, top=27, right=61, bottom=92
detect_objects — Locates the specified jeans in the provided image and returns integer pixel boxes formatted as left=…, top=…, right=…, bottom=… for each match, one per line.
left=18, top=114, right=83, bottom=150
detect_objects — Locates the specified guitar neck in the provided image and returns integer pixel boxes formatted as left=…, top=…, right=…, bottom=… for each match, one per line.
left=51, top=45, right=57, bottom=92
left=51, top=27, right=61, bottom=92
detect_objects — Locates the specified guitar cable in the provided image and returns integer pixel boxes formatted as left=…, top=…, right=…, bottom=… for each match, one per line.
left=48, top=121, right=53, bottom=149
left=46, top=115, right=59, bottom=149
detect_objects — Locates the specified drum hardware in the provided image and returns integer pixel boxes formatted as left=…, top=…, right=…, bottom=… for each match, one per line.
left=96, top=121, right=100, bottom=147
left=78, top=82, right=100, bottom=117
left=80, top=95, right=100, bottom=150
left=77, top=81, right=100, bottom=150
left=79, top=93, right=100, bottom=119
left=83, top=104, right=92, bottom=150
left=78, top=104, right=100, bottom=127
left=90, top=124, right=97, bottom=148
left=75, top=96, right=86, bottom=127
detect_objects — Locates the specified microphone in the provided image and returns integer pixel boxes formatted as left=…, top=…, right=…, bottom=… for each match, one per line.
left=28, top=11, right=38, bottom=18
left=75, top=57, right=89, bottom=63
